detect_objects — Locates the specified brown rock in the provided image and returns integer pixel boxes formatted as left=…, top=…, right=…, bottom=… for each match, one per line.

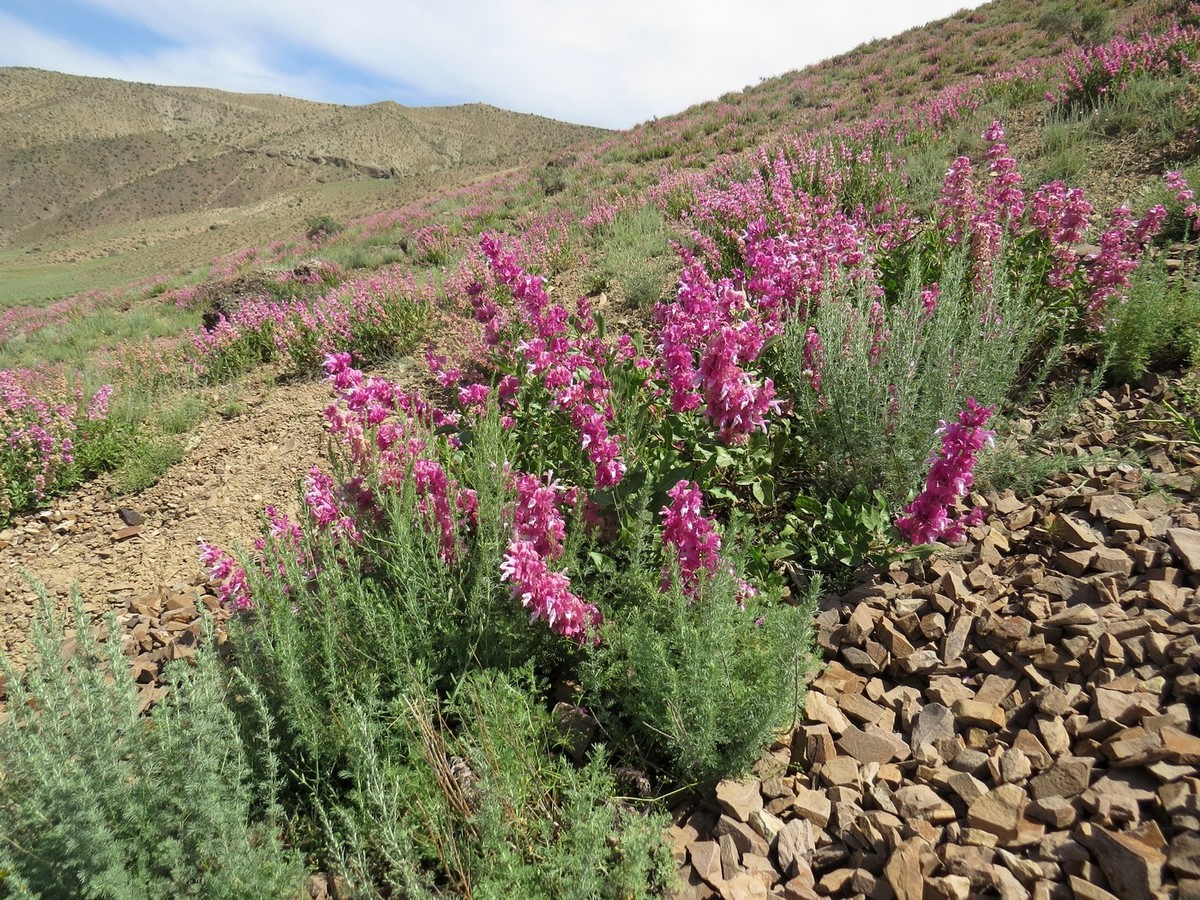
left=884, top=837, right=933, bottom=900
left=836, top=725, right=898, bottom=765
left=791, top=787, right=832, bottom=829
left=911, top=701, right=955, bottom=750
left=893, top=784, right=956, bottom=824
left=691, top=841, right=724, bottom=887
left=1029, top=757, right=1092, bottom=800
left=716, top=779, right=763, bottom=823
left=718, top=872, right=768, bottom=900
left=1167, top=527, right=1200, bottom=572
left=953, top=699, right=1007, bottom=729
left=775, top=818, right=815, bottom=879
left=1068, top=876, right=1119, bottom=900
left=1027, top=796, right=1076, bottom=828
left=714, top=816, right=769, bottom=859
left=1162, top=727, right=1200, bottom=765
left=113, top=524, right=143, bottom=541
left=1171, top=832, right=1200, bottom=880
left=1056, top=514, right=1104, bottom=549
left=967, top=784, right=1027, bottom=841
left=926, top=874, right=972, bottom=900
left=804, top=691, right=849, bottom=735
left=1090, top=826, right=1166, bottom=900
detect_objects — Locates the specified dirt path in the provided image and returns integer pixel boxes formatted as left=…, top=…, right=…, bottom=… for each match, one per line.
left=0, top=378, right=331, bottom=664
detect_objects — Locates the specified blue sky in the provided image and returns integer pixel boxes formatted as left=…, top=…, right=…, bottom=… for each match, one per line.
left=0, top=1, right=987, bottom=129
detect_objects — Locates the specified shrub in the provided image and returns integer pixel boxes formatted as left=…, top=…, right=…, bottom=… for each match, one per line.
left=586, top=565, right=817, bottom=784
left=305, top=214, right=344, bottom=242
left=0, top=592, right=303, bottom=898
left=768, top=245, right=1044, bottom=506
left=0, top=372, right=116, bottom=520
left=1101, top=258, right=1200, bottom=383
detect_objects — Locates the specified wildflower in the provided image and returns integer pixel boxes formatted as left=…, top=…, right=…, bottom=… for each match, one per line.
left=896, top=398, right=995, bottom=545
left=500, top=539, right=600, bottom=643
left=660, top=480, right=723, bottom=595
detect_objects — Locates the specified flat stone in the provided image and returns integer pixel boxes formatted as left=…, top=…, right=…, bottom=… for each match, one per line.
left=1171, top=832, right=1200, bottom=880
left=775, top=818, right=815, bottom=879
left=1057, top=514, right=1104, bottom=549
left=804, top=691, right=850, bottom=735
left=884, top=837, right=932, bottom=900
left=1029, top=757, right=1093, bottom=800
left=819, top=756, right=859, bottom=788
left=910, top=701, right=956, bottom=751
left=1069, top=876, right=1120, bottom=900
left=967, top=784, right=1027, bottom=842
left=747, top=808, right=783, bottom=843
left=893, top=784, right=956, bottom=823
left=1027, top=795, right=1076, bottom=828
left=790, top=787, right=831, bottom=829
left=716, top=779, right=763, bottom=824
left=1168, top=527, right=1200, bottom=572
left=1163, top=727, right=1200, bottom=764
left=836, top=725, right=897, bottom=765
left=953, top=699, right=1006, bottom=729
left=690, top=840, right=723, bottom=887
left=1091, top=826, right=1166, bottom=900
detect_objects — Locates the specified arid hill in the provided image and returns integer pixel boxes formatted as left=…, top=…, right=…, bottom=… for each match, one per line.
left=0, top=68, right=605, bottom=290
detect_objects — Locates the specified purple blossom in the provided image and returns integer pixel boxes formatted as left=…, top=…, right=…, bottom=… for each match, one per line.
left=896, top=398, right=995, bottom=545
left=500, top=539, right=600, bottom=643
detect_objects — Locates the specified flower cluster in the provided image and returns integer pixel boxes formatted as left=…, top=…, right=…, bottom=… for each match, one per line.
left=896, top=398, right=995, bottom=545
left=1166, top=170, right=1200, bottom=233
left=1084, top=204, right=1167, bottom=327
left=498, top=470, right=599, bottom=642
left=660, top=480, right=724, bottom=595
left=480, top=235, right=627, bottom=487
left=0, top=370, right=113, bottom=518
left=198, top=539, right=252, bottom=611
left=658, top=250, right=778, bottom=443
left=1027, top=181, right=1094, bottom=288
left=499, top=540, right=600, bottom=643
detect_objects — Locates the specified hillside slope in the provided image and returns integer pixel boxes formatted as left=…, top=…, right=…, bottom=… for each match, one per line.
left=0, top=68, right=605, bottom=293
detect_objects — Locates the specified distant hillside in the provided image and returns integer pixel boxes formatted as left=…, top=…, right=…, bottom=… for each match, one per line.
left=0, top=68, right=605, bottom=274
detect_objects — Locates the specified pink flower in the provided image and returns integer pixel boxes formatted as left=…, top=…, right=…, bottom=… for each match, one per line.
left=660, top=480, right=723, bottom=595
left=500, top=539, right=600, bottom=643
left=896, top=398, right=995, bottom=545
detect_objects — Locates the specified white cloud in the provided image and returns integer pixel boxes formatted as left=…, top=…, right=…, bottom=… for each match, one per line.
left=1, top=2, right=987, bottom=127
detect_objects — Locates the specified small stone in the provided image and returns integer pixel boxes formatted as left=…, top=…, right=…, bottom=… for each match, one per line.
left=1029, top=757, right=1093, bottom=800
left=836, top=725, right=898, bottom=765
left=1162, top=727, right=1200, bottom=765
left=804, top=691, right=850, bottom=735
left=775, top=818, right=815, bottom=879
left=1167, top=527, right=1200, bottom=572
left=791, top=787, right=831, bottom=829
left=116, top=506, right=144, bottom=526
left=716, top=778, right=763, bottom=823
left=885, top=837, right=932, bottom=900
left=967, top=784, right=1027, bottom=842
left=1170, top=832, right=1200, bottom=880
left=911, top=702, right=956, bottom=749
left=1057, top=514, right=1104, bottom=549
left=893, top=784, right=956, bottom=823
left=1069, top=876, right=1120, bottom=900
left=690, top=840, right=723, bottom=887
left=1027, top=795, right=1076, bottom=828
left=747, top=808, right=783, bottom=843
left=953, top=699, right=1006, bottom=729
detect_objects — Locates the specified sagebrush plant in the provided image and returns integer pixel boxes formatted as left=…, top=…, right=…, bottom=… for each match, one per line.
left=0, top=591, right=303, bottom=898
